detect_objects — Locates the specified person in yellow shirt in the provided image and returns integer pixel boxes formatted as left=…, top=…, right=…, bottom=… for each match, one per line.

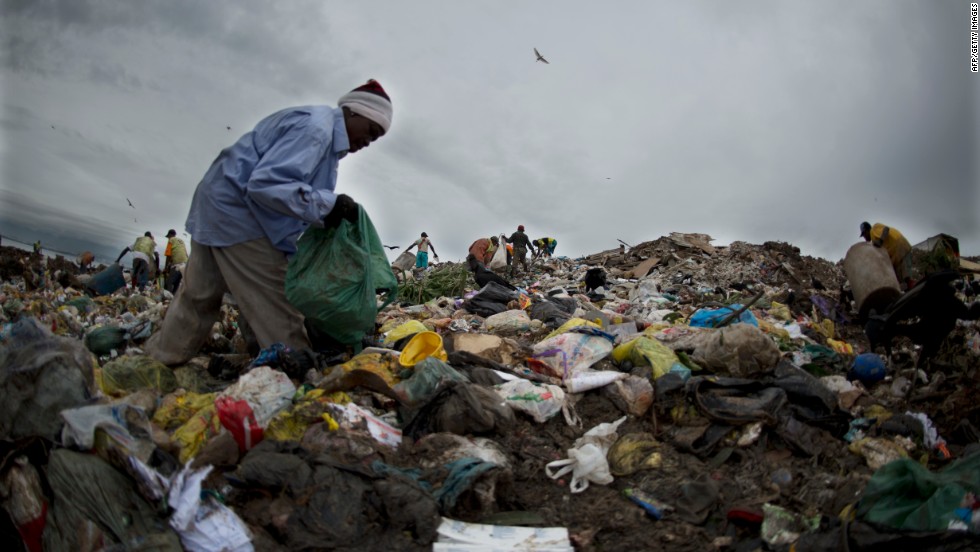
left=116, top=231, right=159, bottom=290
left=861, top=221, right=913, bottom=288
left=163, top=229, right=189, bottom=292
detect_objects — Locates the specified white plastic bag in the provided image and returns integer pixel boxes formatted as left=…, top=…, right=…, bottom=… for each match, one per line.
left=485, top=309, right=531, bottom=335
left=169, top=463, right=253, bottom=552
left=531, top=331, right=615, bottom=379
left=489, top=235, right=508, bottom=270
left=545, top=416, right=626, bottom=493
left=495, top=379, right=567, bottom=423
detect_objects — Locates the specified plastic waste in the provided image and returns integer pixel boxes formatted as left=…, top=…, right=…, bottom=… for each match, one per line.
left=545, top=416, right=626, bottom=493
left=383, top=319, right=428, bottom=346
left=857, top=449, right=980, bottom=532
left=496, top=379, right=568, bottom=424
left=285, top=205, right=397, bottom=347
left=393, top=356, right=470, bottom=406
left=623, top=488, right=673, bottom=520
left=564, top=370, right=627, bottom=393
left=530, top=327, right=615, bottom=379
left=689, top=323, right=781, bottom=378
left=689, top=304, right=759, bottom=328
left=761, top=503, right=820, bottom=546
left=435, top=517, right=572, bottom=551
left=168, top=464, right=253, bottom=552
left=84, top=263, right=126, bottom=296
left=601, top=375, right=654, bottom=416
left=612, top=335, right=679, bottom=379
left=0, top=456, right=47, bottom=552
left=214, top=366, right=296, bottom=453
left=608, top=432, right=664, bottom=476
left=849, top=353, right=887, bottom=385
left=484, top=309, right=531, bottom=335
left=98, top=354, right=178, bottom=396
left=398, top=331, right=449, bottom=367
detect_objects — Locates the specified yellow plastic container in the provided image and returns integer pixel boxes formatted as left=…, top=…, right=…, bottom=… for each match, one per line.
left=399, top=331, right=448, bottom=367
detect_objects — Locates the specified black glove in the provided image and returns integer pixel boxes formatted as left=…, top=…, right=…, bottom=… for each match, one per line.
left=322, top=194, right=359, bottom=228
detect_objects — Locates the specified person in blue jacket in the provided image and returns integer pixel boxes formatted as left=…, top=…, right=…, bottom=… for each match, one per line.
left=146, top=80, right=393, bottom=366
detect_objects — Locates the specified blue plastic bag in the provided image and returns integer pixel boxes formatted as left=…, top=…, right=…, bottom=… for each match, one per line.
left=689, top=304, right=758, bottom=328
left=285, top=206, right=397, bottom=346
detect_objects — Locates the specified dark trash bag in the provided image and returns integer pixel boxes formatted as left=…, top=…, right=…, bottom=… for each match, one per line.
left=286, top=205, right=397, bottom=347
left=85, top=263, right=126, bottom=296
left=463, top=281, right=517, bottom=317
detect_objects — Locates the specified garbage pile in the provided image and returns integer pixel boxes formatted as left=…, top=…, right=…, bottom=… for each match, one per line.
left=1, top=235, right=979, bottom=551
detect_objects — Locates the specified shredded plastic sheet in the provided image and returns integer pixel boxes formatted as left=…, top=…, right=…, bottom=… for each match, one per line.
left=168, top=464, right=253, bottom=552
left=434, top=517, right=572, bottom=551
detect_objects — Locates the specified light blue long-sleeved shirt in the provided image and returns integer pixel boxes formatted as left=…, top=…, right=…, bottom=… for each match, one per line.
left=186, top=106, right=350, bottom=254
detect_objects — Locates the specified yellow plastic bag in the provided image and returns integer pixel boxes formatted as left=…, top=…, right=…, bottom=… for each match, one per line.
left=814, top=319, right=835, bottom=340
left=608, top=432, right=665, bottom=476
left=757, top=319, right=791, bottom=341
left=612, top=336, right=678, bottom=379
left=769, top=301, right=792, bottom=321
left=152, top=391, right=216, bottom=431
left=383, top=320, right=428, bottom=345
left=338, top=353, right=400, bottom=386
left=544, top=317, right=601, bottom=341
left=98, top=355, right=178, bottom=396
left=265, top=389, right=350, bottom=442
left=173, top=404, right=222, bottom=463
left=399, top=331, right=448, bottom=367
left=827, top=338, right=854, bottom=355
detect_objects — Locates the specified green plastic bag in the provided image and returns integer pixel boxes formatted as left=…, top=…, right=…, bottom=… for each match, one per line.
left=285, top=205, right=397, bottom=347
left=857, top=450, right=980, bottom=531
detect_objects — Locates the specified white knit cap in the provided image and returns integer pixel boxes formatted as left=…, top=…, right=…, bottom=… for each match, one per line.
left=337, top=79, right=393, bottom=133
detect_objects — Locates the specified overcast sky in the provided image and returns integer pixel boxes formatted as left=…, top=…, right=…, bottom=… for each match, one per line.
left=1, top=0, right=977, bottom=266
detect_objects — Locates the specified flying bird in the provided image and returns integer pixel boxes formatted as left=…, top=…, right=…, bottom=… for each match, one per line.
left=226, top=126, right=231, bottom=131
left=383, top=245, right=400, bottom=250
left=534, top=48, right=549, bottom=64
left=126, top=197, right=135, bottom=208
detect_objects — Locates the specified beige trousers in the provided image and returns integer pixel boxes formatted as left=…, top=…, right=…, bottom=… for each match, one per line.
left=145, top=238, right=309, bottom=366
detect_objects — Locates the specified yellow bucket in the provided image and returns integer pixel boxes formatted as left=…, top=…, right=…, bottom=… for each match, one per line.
left=399, top=331, right=448, bottom=367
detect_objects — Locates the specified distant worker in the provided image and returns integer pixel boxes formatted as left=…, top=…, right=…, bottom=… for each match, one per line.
left=144, top=79, right=393, bottom=366
left=533, top=237, right=558, bottom=258
left=468, top=236, right=499, bottom=266
left=505, top=225, right=536, bottom=277
left=77, top=251, right=95, bottom=273
left=163, top=229, right=189, bottom=293
left=404, top=232, right=439, bottom=269
left=116, top=231, right=160, bottom=290
left=860, top=221, right=912, bottom=288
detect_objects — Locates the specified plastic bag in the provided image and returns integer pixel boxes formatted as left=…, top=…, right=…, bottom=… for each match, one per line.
left=857, top=450, right=980, bottom=532
left=488, top=235, right=507, bottom=270
left=545, top=416, right=626, bottom=492
left=215, top=366, right=296, bottom=452
left=496, top=379, right=570, bottom=424
left=531, top=328, right=615, bottom=379
left=393, top=357, right=470, bottom=406
left=485, top=309, right=531, bottom=335
left=98, top=355, right=178, bottom=396
left=285, top=205, right=397, bottom=346
left=612, top=336, right=679, bottom=379
left=0, top=317, right=98, bottom=441
left=689, top=304, right=759, bottom=328
left=84, top=263, right=126, bottom=296
left=383, top=320, right=428, bottom=346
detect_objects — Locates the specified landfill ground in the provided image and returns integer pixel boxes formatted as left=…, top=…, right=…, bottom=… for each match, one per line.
left=1, top=233, right=979, bottom=551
